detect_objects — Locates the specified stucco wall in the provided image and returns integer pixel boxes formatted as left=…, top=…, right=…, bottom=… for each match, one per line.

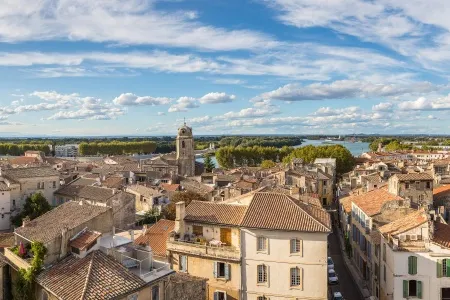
left=241, top=229, right=328, bottom=300
left=171, top=254, right=240, bottom=300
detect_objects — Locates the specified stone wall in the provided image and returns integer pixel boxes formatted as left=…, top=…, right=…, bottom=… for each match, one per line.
left=165, top=273, right=207, bottom=300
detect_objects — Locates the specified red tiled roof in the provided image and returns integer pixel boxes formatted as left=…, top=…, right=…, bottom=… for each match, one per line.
left=70, top=230, right=102, bottom=251
left=241, top=192, right=331, bottom=232
left=134, top=219, right=175, bottom=257
left=9, top=156, right=39, bottom=165
left=433, top=222, right=450, bottom=249
left=351, top=188, right=403, bottom=216
left=37, top=250, right=146, bottom=300
left=161, top=183, right=180, bottom=192
left=185, top=201, right=247, bottom=226
left=433, top=185, right=450, bottom=197
left=394, top=173, right=433, bottom=181
left=379, top=209, right=428, bottom=236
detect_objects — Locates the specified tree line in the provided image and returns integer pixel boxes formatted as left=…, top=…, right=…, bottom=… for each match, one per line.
left=216, top=146, right=293, bottom=169
left=219, top=136, right=303, bottom=148
left=78, top=141, right=157, bottom=155
left=283, top=145, right=355, bottom=175
left=0, top=143, right=50, bottom=156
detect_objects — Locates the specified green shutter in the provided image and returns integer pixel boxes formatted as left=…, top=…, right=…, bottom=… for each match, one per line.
left=446, top=259, right=450, bottom=277
left=403, top=280, right=408, bottom=298
left=417, top=281, right=422, bottom=299
left=413, top=256, right=417, bottom=275
left=408, top=256, right=412, bottom=274
left=437, top=259, right=443, bottom=278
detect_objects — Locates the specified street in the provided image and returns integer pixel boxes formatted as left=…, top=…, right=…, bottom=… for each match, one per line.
left=328, top=228, right=363, bottom=300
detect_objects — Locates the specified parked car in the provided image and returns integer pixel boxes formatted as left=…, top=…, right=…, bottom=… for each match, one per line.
left=327, top=257, right=334, bottom=270
left=328, top=269, right=339, bottom=285
left=332, top=291, right=344, bottom=300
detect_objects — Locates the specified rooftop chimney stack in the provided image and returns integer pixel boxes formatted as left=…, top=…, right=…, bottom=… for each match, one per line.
left=175, top=201, right=186, bottom=237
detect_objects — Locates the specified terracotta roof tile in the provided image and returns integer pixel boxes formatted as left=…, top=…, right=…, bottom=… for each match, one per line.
left=70, top=230, right=102, bottom=251
left=134, top=219, right=175, bottom=257
left=241, top=192, right=331, bottom=232
left=9, top=156, right=39, bottom=165
left=127, top=185, right=162, bottom=198
left=3, top=166, right=59, bottom=179
left=339, top=196, right=352, bottom=213
left=433, top=222, right=450, bottom=249
left=37, top=250, right=145, bottom=300
left=0, top=233, right=14, bottom=248
left=378, top=209, right=428, bottom=236
left=185, top=201, right=247, bottom=226
left=161, top=183, right=180, bottom=192
left=102, top=176, right=124, bottom=189
left=433, top=185, right=450, bottom=197
left=15, top=202, right=110, bottom=243
left=394, top=173, right=433, bottom=181
left=351, top=189, right=403, bottom=216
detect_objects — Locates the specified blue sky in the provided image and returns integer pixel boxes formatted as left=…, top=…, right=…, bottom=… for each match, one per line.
left=1, top=0, right=450, bottom=136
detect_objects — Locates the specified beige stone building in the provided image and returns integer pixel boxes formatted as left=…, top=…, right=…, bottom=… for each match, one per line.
left=1, top=166, right=60, bottom=211
left=167, top=201, right=245, bottom=300
left=388, top=173, right=434, bottom=207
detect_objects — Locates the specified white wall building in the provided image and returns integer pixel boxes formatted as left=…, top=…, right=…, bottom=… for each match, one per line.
left=239, top=193, right=331, bottom=300
left=0, top=181, right=11, bottom=230
left=55, top=144, right=79, bottom=157
left=379, top=209, right=450, bottom=300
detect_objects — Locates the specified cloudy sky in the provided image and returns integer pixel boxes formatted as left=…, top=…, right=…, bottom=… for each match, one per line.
left=0, top=0, right=449, bottom=136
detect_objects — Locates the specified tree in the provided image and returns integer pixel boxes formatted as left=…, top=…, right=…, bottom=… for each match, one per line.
left=203, top=154, right=216, bottom=172
left=11, top=193, right=51, bottom=227
left=260, top=160, right=276, bottom=168
left=161, top=191, right=207, bottom=221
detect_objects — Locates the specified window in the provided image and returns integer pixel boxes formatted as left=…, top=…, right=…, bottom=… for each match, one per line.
left=383, top=243, right=386, bottom=262
left=37, top=182, right=40, bottom=189
left=12, top=200, right=15, bottom=206
left=437, top=259, right=450, bottom=278
left=53, top=181, right=56, bottom=188
left=214, top=262, right=230, bottom=280
left=152, top=285, right=160, bottom=300
left=193, top=225, right=203, bottom=236
left=257, top=297, right=268, bottom=300
left=182, top=141, right=185, bottom=148
left=179, top=255, right=187, bottom=272
left=257, top=237, right=267, bottom=252
left=408, top=256, right=418, bottom=275
left=257, top=264, right=267, bottom=283
left=383, top=265, right=386, bottom=282
left=426, top=181, right=431, bottom=189
left=214, top=291, right=226, bottom=300
left=71, top=247, right=80, bottom=255
left=290, top=267, right=301, bottom=287
left=405, top=182, right=410, bottom=189
left=403, top=280, right=422, bottom=299
left=290, top=238, right=302, bottom=254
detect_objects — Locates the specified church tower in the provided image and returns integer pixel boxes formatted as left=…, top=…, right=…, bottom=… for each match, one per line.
left=176, top=122, right=195, bottom=177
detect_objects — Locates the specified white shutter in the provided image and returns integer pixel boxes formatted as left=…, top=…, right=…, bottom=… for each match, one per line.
left=213, top=261, right=218, bottom=278
left=225, top=264, right=230, bottom=280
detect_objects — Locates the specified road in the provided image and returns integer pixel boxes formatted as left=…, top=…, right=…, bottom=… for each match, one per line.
left=328, top=227, right=363, bottom=300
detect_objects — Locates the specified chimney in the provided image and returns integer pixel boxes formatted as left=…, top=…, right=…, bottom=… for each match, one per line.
left=174, top=201, right=186, bottom=238
left=129, top=229, right=135, bottom=241
left=60, top=226, right=69, bottom=259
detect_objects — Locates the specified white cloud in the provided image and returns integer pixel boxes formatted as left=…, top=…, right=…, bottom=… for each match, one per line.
left=168, top=97, right=199, bottom=112
left=157, top=112, right=166, bottom=116
left=113, top=93, right=171, bottom=106
left=0, top=0, right=276, bottom=51
left=30, top=91, right=80, bottom=102
left=199, top=92, right=236, bottom=104
left=253, top=80, right=438, bottom=102
left=398, top=96, right=450, bottom=111
left=372, top=102, right=394, bottom=112
left=312, top=106, right=360, bottom=116
left=220, top=107, right=281, bottom=120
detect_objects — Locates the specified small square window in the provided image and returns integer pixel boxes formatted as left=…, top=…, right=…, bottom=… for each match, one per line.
left=257, top=237, right=267, bottom=252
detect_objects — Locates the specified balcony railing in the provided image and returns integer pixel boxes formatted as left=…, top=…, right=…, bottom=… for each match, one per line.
left=4, top=247, right=32, bottom=270
left=167, top=239, right=240, bottom=261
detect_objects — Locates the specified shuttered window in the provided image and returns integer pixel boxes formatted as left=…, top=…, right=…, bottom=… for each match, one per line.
left=290, top=239, right=302, bottom=254
left=408, top=256, right=418, bottom=275
left=257, top=265, right=267, bottom=283
left=403, top=280, right=422, bottom=299
left=436, top=259, right=450, bottom=278
left=213, top=262, right=231, bottom=280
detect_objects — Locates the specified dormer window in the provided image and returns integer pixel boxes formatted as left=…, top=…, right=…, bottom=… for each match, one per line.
left=70, top=230, right=101, bottom=257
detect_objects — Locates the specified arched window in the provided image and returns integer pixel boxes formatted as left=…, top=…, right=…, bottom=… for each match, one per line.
left=182, top=141, right=185, bottom=148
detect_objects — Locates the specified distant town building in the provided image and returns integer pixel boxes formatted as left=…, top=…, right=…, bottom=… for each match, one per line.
left=55, top=144, right=79, bottom=157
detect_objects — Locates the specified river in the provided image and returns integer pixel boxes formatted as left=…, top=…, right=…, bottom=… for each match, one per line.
left=196, top=139, right=370, bottom=166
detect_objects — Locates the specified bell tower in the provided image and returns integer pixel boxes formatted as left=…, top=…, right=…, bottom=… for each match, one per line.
left=176, top=121, right=195, bottom=177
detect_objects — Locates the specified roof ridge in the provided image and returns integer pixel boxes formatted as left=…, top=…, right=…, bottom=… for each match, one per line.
left=81, top=251, right=96, bottom=299
left=292, top=199, right=330, bottom=232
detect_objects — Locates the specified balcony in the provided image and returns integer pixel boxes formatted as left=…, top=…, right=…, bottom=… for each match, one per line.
left=167, top=239, right=240, bottom=261
left=4, top=247, right=32, bottom=270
